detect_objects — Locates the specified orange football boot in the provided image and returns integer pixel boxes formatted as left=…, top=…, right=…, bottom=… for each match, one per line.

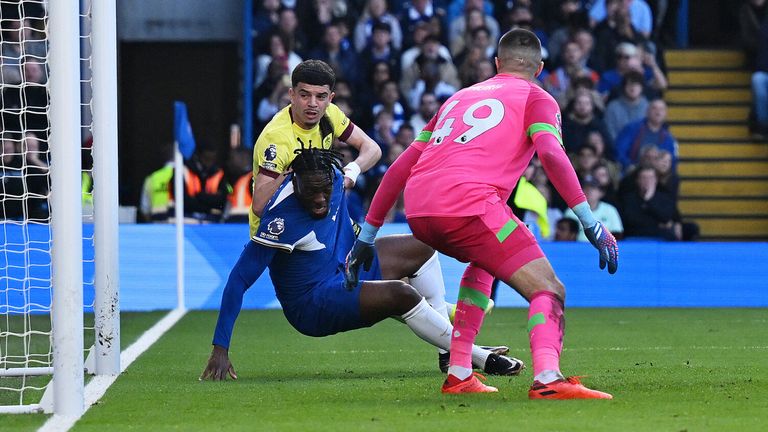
left=529, top=376, right=613, bottom=400
left=442, top=372, right=498, bottom=394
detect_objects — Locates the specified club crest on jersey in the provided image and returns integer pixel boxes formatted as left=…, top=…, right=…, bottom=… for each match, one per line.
left=260, top=217, right=285, bottom=241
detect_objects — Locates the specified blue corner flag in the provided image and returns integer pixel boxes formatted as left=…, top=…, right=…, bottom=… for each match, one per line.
left=174, top=101, right=196, bottom=160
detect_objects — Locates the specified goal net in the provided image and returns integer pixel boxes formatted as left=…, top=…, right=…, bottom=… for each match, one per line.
left=0, top=0, right=119, bottom=415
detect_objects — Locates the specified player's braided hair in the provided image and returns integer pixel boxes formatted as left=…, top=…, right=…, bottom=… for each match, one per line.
left=290, top=146, right=343, bottom=181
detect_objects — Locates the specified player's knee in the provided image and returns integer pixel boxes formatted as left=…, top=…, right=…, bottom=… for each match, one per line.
left=385, top=280, right=421, bottom=313
left=533, top=277, right=565, bottom=302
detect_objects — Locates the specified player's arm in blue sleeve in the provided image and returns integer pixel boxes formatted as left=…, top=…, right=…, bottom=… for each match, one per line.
left=212, top=242, right=275, bottom=348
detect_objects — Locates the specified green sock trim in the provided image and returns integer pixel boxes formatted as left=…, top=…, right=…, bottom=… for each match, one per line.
left=527, top=312, right=546, bottom=332
left=457, top=286, right=490, bottom=311
left=496, top=219, right=518, bottom=242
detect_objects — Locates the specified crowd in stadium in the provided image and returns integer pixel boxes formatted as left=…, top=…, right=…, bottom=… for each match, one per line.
left=3, top=0, right=768, bottom=242
left=232, top=0, right=701, bottom=241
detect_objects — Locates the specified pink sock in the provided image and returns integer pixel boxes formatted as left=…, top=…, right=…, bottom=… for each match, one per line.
left=528, top=291, right=565, bottom=377
left=449, top=266, right=493, bottom=371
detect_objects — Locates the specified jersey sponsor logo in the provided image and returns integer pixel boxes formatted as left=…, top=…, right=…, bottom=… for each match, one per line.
left=264, top=144, right=277, bottom=162
left=341, top=117, right=348, bottom=126
left=260, top=217, right=285, bottom=241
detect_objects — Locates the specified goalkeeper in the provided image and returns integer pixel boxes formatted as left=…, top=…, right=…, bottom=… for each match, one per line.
left=346, top=29, right=619, bottom=398
left=201, top=146, right=524, bottom=381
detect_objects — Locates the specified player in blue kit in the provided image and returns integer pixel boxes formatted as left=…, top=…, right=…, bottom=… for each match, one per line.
left=200, top=146, right=524, bottom=381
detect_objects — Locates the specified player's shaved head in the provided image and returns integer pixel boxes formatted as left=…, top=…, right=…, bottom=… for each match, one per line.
left=496, top=28, right=543, bottom=77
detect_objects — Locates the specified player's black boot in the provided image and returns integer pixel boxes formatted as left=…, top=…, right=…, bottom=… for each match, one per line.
left=439, top=346, right=511, bottom=373
left=483, top=353, right=525, bottom=376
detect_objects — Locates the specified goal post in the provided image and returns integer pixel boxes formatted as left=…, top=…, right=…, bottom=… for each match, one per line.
left=0, top=0, right=120, bottom=415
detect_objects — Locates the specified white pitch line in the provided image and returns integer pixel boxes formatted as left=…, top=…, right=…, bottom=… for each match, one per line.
left=38, top=308, right=187, bottom=432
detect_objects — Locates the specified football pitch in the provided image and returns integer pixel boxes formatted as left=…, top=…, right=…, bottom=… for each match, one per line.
left=5, top=308, right=767, bottom=431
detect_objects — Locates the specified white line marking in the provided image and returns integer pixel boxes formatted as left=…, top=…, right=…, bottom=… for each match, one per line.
left=38, top=308, right=186, bottom=432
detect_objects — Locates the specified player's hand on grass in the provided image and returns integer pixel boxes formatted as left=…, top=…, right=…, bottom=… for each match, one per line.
left=200, top=345, right=237, bottom=381
left=584, top=222, right=619, bottom=274
left=344, top=239, right=374, bottom=290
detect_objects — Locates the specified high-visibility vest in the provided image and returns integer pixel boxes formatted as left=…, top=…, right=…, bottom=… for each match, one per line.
left=146, top=164, right=174, bottom=217
left=513, top=177, right=550, bottom=239
left=184, top=167, right=225, bottom=196
left=227, top=173, right=253, bottom=217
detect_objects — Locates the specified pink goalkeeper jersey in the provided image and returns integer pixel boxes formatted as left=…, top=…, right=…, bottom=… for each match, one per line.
left=404, top=73, right=564, bottom=218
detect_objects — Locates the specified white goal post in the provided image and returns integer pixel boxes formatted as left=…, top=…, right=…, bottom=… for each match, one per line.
left=0, top=0, right=119, bottom=416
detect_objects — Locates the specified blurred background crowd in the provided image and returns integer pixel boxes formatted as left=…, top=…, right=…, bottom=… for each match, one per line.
left=2, top=0, right=767, bottom=242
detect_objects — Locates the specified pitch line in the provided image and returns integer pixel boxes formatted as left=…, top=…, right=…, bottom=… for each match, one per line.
left=38, top=308, right=187, bottom=432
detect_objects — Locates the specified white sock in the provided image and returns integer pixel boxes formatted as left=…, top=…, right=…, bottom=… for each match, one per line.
left=400, top=298, right=492, bottom=369
left=534, top=369, right=565, bottom=384
left=447, top=365, right=473, bottom=380
left=408, top=252, right=450, bottom=354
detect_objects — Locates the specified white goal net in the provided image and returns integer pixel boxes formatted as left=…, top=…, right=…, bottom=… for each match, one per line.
left=0, top=0, right=119, bottom=415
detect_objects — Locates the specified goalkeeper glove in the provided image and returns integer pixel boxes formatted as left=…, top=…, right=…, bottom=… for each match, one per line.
left=583, top=222, right=619, bottom=274
left=343, top=222, right=379, bottom=290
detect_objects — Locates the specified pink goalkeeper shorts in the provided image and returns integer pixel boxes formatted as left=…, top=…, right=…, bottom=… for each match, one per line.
left=407, top=196, right=545, bottom=281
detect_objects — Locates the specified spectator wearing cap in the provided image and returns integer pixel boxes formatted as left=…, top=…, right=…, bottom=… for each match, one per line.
left=603, top=70, right=649, bottom=140
left=354, top=0, right=403, bottom=52
left=563, top=175, right=624, bottom=242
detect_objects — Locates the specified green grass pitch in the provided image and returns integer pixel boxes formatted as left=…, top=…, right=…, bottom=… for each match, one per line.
left=5, top=308, right=767, bottom=431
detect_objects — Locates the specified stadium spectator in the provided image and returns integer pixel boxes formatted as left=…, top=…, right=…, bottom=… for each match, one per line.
left=399, top=0, right=447, bottom=49
left=0, top=13, right=47, bottom=87
left=546, top=0, right=591, bottom=68
left=1, top=132, right=48, bottom=221
left=553, top=217, right=579, bottom=241
left=563, top=176, right=624, bottom=241
left=409, top=91, right=438, bottom=132
left=354, top=0, right=403, bottom=52
left=182, top=146, right=228, bottom=223
left=223, top=147, right=254, bottom=223
left=619, top=165, right=694, bottom=240
left=589, top=0, right=653, bottom=39
left=201, top=147, right=523, bottom=380
left=591, top=0, right=646, bottom=72
left=369, top=109, right=397, bottom=157
left=309, top=22, right=362, bottom=87
left=248, top=60, right=380, bottom=242
left=400, top=35, right=459, bottom=103
left=573, top=143, right=601, bottom=180
left=347, top=29, right=617, bottom=398
left=562, top=89, right=612, bottom=155
left=358, top=20, right=401, bottom=86
left=750, top=16, right=768, bottom=140
left=544, top=40, right=600, bottom=109
left=592, top=161, right=620, bottom=207
left=448, top=3, right=500, bottom=57
left=404, top=55, right=458, bottom=112
left=372, top=80, right=407, bottom=132
left=445, top=0, right=496, bottom=31
left=256, top=70, right=292, bottom=125
left=399, top=21, right=451, bottom=74
left=603, top=70, right=649, bottom=140
left=597, top=42, right=667, bottom=101
left=615, top=98, right=677, bottom=174
left=652, top=148, right=679, bottom=199
left=296, top=0, right=349, bottom=47
left=276, top=7, right=309, bottom=57
left=139, top=144, right=174, bottom=223
left=254, top=32, right=302, bottom=89
left=453, top=25, right=495, bottom=68
left=252, top=0, right=281, bottom=46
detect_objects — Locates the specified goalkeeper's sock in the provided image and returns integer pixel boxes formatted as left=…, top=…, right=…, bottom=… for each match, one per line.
left=448, top=267, right=493, bottom=380
left=408, top=252, right=450, bottom=354
left=528, top=291, right=565, bottom=378
left=401, top=298, right=491, bottom=367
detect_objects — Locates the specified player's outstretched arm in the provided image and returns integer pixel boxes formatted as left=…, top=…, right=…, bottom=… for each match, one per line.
left=533, top=127, right=618, bottom=273
left=200, top=345, right=238, bottom=381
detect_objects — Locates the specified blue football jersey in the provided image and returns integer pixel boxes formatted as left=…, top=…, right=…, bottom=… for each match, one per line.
left=252, top=169, right=357, bottom=302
